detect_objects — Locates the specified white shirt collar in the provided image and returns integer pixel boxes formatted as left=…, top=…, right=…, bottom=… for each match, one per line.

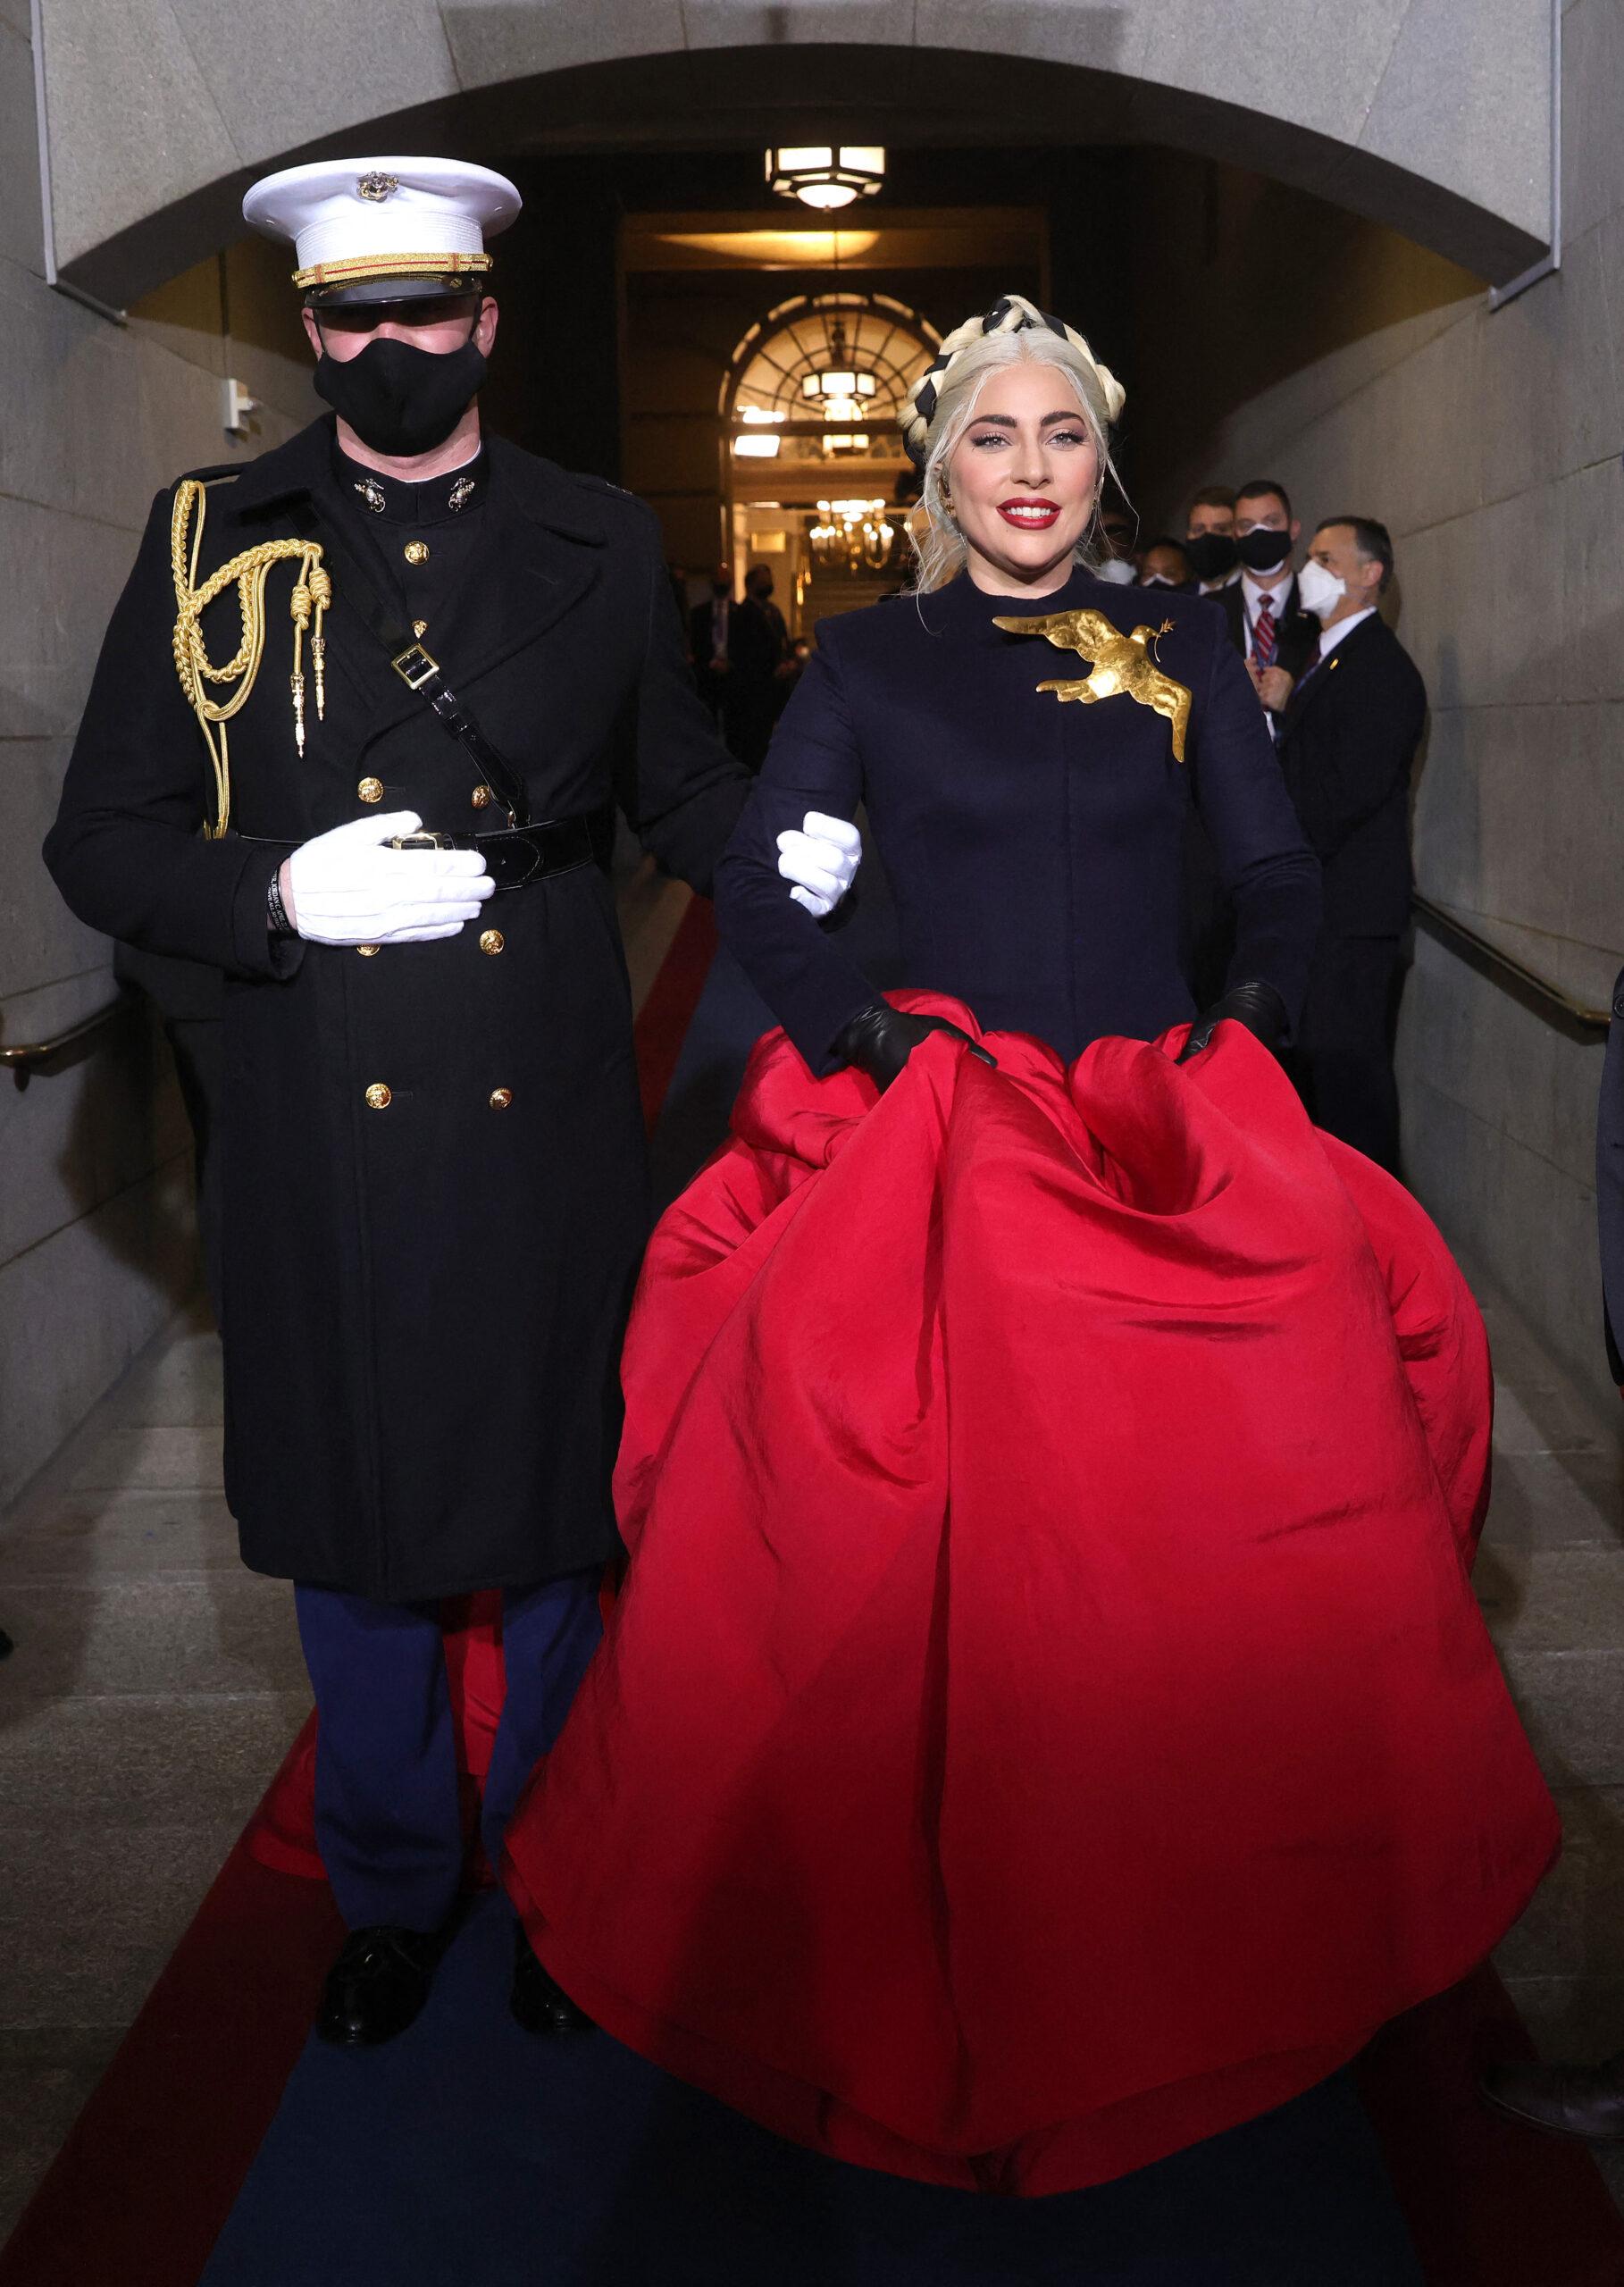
left=1317, top=605, right=1377, bottom=659
left=1242, top=567, right=1293, bottom=614
left=1198, top=566, right=1243, bottom=594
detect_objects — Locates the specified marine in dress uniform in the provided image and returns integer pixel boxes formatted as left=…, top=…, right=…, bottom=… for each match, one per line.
left=44, top=158, right=854, bottom=2046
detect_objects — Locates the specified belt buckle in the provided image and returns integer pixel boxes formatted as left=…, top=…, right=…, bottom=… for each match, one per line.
left=391, top=642, right=439, bottom=691
left=387, top=831, right=454, bottom=850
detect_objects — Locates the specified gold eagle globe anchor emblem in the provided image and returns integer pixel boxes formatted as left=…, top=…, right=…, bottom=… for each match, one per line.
left=992, top=608, right=1193, bottom=763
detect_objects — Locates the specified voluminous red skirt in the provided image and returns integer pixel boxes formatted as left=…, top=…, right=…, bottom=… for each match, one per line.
left=503, top=997, right=1558, bottom=2196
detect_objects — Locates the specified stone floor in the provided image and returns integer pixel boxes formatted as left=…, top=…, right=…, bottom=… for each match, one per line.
left=3, top=1203, right=1624, bottom=2246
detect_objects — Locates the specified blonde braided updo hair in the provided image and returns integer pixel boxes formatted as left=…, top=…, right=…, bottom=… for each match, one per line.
left=900, top=294, right=1126, bottom=594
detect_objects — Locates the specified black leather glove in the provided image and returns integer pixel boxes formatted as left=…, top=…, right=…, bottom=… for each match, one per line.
left=833, top=1002, right=997, bottom=1093
left=1176, top=980, right=1289, bottom=1064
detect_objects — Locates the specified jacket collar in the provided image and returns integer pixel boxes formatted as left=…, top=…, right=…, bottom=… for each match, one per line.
left=224, top=417, right=607, bottom=751
left=1279, top=607, right=1385, bottom=738
left=929, top=563, right=1151, bottom=645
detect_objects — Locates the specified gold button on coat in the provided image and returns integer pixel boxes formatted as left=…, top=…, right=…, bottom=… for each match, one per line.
left=412, top=618, right=428, bottom=637
left=404, top=540, right=429, bottom=565
left=471, top=784, right=492, bottom=808
left=479, top=929, right=505, bottom=956
left=356, top=943, right=381, bottom=958
left=365, top=1084, right=392, bottom=1110
left=358, top=777, right=383, bottom=804
left=489, top=1088, right=514, bottom=1110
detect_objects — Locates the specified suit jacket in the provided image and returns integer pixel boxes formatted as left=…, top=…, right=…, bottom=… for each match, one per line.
left=729, top=595, right=789, bottom=683
left=716, top=567, right=1321, bottom=1073
left=1274, top=613, right=1426, bottom=940
left=45, top=415, right=749, bottom=1602
left=1220, top=574, right=1320, bottom=682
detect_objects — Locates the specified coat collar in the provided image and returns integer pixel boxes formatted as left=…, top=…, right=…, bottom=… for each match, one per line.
left=222, top=418, right=607, bottom=747
left=927, top=564, right=1166, bottom=646
left=226, top=416, right=610, bottom=546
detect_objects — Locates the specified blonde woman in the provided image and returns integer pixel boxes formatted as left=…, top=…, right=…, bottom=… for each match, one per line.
left=712, top=292, right=1319, bottom=1088
left=503, top=298, right=1554, bottom=2207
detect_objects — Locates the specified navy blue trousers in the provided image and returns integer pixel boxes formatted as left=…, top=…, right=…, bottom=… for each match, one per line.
left=293, top=1572, right=603, bottom=1931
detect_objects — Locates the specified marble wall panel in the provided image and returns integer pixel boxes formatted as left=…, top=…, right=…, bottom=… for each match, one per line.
left=0, top=999, right=186, bottom=1276
left=1143, top=0, right=1412, bottom=148
left=439, top=0, right=684, bottom=88
left=0, top=1164, right=196, bottom=1512
left=1473, top=224, right=1623, bottom=514
left=0, top=495, right=139, bottom=741
left=0, top=19, right=43, bottom=278
left=166, top=0, right=455, bottom=171
left=36, top=0, right=239, bottom=286
left=1561, top=0, right=1624, bottom=246
left=1558, top=450, right=1624, bottom=707
left=913, top=0, right=1151, bottom=79
left=682, top=0, right=917, bottom=50
left=1360, top=0, right=1551, bottom=249
left=0, top=738, right=108, bottom=1004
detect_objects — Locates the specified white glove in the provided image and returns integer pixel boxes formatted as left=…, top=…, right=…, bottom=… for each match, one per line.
left=283, top=811, right=495, bottom=946
left=777, top=811, right=862, bottom=919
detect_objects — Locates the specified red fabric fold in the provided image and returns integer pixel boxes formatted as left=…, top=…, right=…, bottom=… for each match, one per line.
left=504, top=994, right=1558, bottom=2196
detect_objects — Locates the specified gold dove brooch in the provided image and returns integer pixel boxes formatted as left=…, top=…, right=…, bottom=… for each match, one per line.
left=991, top=607, right=1193, bottom=764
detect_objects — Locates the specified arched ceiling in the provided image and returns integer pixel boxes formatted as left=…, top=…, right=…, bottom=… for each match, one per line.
left=34, top=1, right=1552, bottom=306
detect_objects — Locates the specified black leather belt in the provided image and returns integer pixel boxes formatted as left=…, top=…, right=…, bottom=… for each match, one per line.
left=241, top=812, right=609, bottom=892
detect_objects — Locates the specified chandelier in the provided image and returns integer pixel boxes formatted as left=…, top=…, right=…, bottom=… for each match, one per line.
left=800, top=318, right=879, bottom=444
left=765, top=146, right=886, bottom=212
left=808, top=499, right=896, bottom=574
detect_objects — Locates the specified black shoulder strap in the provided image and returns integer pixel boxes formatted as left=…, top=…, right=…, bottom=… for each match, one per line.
left=284, top=498, right=531, bottom=828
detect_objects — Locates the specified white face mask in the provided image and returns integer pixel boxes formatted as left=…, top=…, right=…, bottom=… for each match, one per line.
left=1296, top=557, right=1347, bottom=619
left=1140, top=573, right=1179, bottom=588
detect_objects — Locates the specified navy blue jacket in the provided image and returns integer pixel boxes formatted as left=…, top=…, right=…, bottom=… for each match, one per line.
left=716, top=565, right=1322, bottom=1071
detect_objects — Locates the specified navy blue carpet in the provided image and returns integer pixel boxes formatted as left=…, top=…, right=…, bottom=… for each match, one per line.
left=201, top=1895, right=1421, bottom=2287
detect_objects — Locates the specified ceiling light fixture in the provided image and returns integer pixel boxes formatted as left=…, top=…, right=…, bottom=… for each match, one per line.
left=765, top=146, right=886, bottom=213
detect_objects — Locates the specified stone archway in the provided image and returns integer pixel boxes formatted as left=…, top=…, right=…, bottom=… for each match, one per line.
left=36, top=3, right=1552, bottom=308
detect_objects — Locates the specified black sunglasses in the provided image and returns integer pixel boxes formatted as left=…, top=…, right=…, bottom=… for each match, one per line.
left=314, top=295, right=483, bottom=338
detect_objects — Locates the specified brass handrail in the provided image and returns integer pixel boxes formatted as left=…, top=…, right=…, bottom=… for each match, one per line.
left=1, top=992, right=138, bottom=1073
left=1413, top=897, right=1612, bottom=1040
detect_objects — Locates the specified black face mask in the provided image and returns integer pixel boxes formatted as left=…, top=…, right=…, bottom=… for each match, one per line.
left=1184, top=531, right=1239, bottom=582
left=314, top=336, right=486, bottom=457
left=1235, top=524, right=1293, bottom=574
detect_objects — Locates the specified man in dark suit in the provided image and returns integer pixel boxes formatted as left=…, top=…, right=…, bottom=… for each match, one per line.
left=1222, top=478, right=1320, bottom=697
left=1271, top=517, right=1425, bottom=1172
left=725, top=562, right=792, bottom=771
left=1183, top=480, right=1318, bottom=1008
left=689, top=562, right=732, bottom=723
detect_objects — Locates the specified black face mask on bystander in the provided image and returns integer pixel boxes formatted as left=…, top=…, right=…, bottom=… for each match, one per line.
left=1235, top=525, right=1293, bottom=574
left=1184, top=531, right=1239, bottom=582
left=314, top=337, right=487, bottom=457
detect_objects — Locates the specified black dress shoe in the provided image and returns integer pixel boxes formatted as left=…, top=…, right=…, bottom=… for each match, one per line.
left=1481, top=2050, right=1624, bottom=2140
left=511, top=1923, right=595, bottom=2036
left=316, top=1925, right=441, bottom=2048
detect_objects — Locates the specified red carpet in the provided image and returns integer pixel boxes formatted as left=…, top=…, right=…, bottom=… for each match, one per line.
left=0, top=1821, right=344, bottom=2287
left=4, top=895, right=1624, bottom=2283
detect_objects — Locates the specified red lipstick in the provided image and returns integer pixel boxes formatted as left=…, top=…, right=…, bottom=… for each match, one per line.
left=997, top=498, right=1060, bottom=531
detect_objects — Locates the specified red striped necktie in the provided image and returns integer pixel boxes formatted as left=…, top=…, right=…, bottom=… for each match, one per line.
left=1251, top=597, right=1278, bottom=671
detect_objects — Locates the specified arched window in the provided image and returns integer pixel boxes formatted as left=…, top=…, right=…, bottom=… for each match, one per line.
left=724, top=292, right=940, bottom=466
